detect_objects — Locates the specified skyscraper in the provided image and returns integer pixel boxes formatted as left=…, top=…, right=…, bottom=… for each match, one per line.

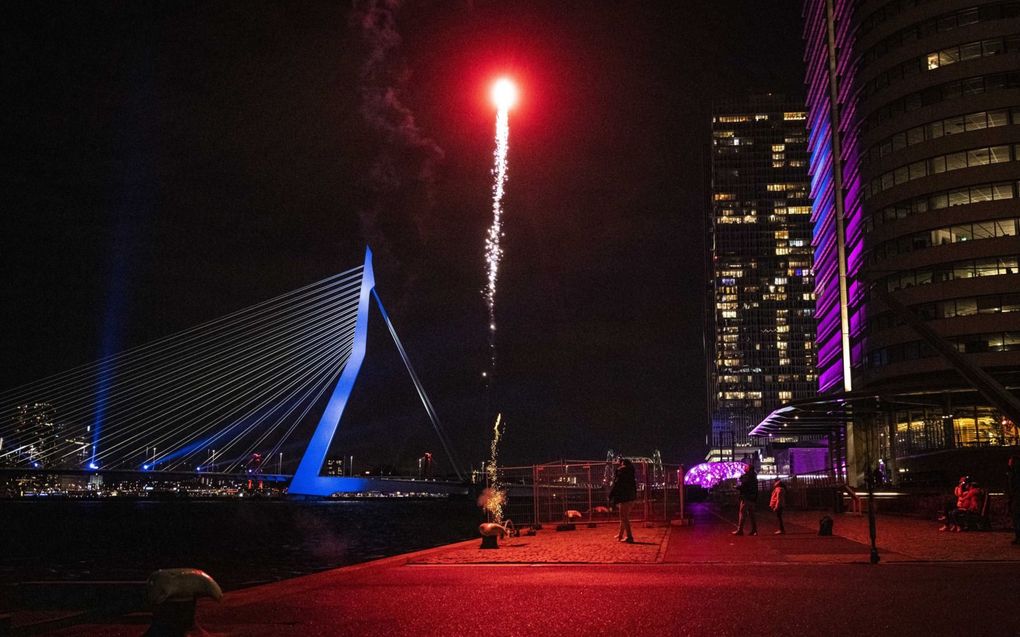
left=708, top=95, right=818, bottom=463
left=787, top=0, right=1020, bottom=484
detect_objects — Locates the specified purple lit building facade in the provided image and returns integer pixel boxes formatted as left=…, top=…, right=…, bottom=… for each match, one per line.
left=708, top=95, right=819, bottom=465
left=801, top=0, right=1020, bottom=483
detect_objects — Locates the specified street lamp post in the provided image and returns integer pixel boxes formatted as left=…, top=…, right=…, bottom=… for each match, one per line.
left=865, top=410, right=880, bottom=565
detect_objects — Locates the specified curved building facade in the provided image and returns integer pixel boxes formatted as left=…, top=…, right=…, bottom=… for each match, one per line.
left=802, top=0, right=1020, bottom=482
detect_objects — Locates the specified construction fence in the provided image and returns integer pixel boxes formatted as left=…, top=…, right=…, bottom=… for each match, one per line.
left=487, top=460, right=686, bottom=527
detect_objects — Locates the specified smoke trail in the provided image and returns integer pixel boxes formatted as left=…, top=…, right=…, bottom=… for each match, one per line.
left=351, top=0, right=444, bottom=274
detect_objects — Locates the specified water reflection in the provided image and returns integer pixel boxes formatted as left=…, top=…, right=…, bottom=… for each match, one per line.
left=1, top=499, right=480, bottom=590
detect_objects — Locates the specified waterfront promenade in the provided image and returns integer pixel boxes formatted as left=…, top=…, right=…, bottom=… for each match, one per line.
left=35, top=503, right=1020, bottom=636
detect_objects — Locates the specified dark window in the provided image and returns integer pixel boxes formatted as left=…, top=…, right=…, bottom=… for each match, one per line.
left=1002, top=293, right=1020, bottom=312
left=948, top=189, right=970, bottom=206
left=960, top=42, right=983, bottom=60
left=945, top=151, right=967, bottom=170
left=1004, top=332, right=1020, bottom=351
left=945, top=116, right=966, bottom=135
left=977, top=296, right=1001, bottom=314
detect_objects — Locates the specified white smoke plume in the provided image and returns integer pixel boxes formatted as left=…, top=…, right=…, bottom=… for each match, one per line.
left=351, top=0, right=444, bottom=266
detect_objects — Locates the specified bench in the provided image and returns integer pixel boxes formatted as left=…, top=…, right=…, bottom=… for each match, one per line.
left=958, top=491, right=992, bottom=531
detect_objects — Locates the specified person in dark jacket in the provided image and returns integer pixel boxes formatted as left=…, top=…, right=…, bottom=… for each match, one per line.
left=732, top=463, right=758, bottom=536
left=609, top=457, right=637, bottom=543
left=1008, top=455, right=1020, bottom=545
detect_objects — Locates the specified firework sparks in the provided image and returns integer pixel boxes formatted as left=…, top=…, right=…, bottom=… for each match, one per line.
left=485, top=78, right=517, bottom=371
left=481, top=412, right=506, bottom=522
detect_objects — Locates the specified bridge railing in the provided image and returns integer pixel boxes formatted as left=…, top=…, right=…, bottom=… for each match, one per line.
left=489, top=460, right=685, bottom=526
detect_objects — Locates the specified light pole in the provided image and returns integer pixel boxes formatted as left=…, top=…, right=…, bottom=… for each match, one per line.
left=864, top=407, right=880, bottom=565
left=278, top=452, right=282, bottom=475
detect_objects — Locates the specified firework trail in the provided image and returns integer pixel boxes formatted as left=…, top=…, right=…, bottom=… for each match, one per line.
left=485, top=78, right=516, bottom=374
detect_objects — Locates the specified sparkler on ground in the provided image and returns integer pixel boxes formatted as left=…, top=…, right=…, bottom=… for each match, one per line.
left=484, top=78, right=517, bottom=376
left=477, top=412, right=506, bottom=522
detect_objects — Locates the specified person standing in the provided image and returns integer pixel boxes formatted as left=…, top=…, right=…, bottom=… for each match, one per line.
left=1008, top=455, right=1020, bottom=545
left=609, top=457, right=637, bottom=543
left=769, top=479, right=787, bottom=535
left=732, top=463, right=759, bottom=536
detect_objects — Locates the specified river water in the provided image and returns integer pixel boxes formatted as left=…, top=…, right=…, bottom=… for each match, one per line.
left=0, top=499, right=480, bottom=590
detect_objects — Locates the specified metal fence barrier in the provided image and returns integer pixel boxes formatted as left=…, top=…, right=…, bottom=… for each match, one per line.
left=487, top=460, right=686, bottom=526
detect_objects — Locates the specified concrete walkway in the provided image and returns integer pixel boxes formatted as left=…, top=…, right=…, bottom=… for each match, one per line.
left=32, top=503, right=1020, bottom=636
left=781, top=508, right=1020, bottom=561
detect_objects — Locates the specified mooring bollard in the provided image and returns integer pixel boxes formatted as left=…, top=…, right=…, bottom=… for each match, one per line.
left=145, top=568, right=222, bottom=637
left=479, top=521, right=515, bottom=549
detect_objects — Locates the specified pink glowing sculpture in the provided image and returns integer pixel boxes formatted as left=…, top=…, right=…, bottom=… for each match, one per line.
left=683, top=462, right=748, bottom=489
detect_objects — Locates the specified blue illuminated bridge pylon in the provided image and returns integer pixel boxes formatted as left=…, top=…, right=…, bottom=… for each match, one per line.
left=0, top=248, right=463, bottom=493
left=289, top=247, right=463, bottom=495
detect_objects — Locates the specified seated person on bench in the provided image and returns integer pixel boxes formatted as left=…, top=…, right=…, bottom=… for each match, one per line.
left=941, top=476, right=970, bottom=532
left=948, top=481, right=987, bottom=531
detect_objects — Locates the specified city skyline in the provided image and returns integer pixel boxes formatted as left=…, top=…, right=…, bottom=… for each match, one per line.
left=3, top=5, right=1020, bottom=633
left=3, top=2, right=807, bottom=469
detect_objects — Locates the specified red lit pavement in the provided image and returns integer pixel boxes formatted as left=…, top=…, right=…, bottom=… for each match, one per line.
left=43, top=503, right=1020, bottom=636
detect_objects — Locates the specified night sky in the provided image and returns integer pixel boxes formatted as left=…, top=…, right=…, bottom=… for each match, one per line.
left=3, top=1, right=806, bottom=471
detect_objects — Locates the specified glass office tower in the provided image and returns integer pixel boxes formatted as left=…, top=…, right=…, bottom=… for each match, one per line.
left=708, top=95, right=818, bottom=464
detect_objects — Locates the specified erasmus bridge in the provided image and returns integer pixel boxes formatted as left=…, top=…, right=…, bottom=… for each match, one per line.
left=0, top=249, right=467, bottom=496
